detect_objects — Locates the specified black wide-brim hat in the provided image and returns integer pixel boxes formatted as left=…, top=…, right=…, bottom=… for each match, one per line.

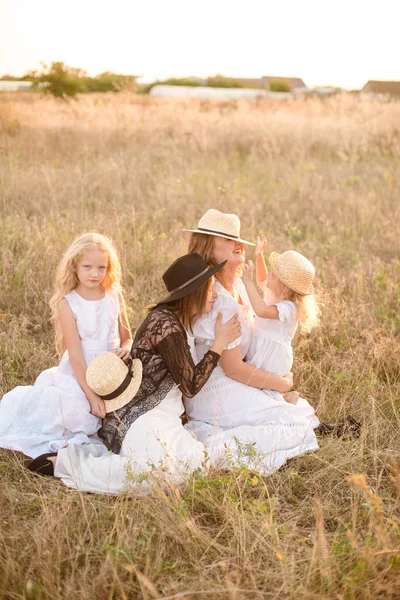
left=157, top=253, right=227, bottom=304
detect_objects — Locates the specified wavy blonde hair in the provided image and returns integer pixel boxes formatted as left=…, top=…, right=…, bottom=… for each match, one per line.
left=50, top=232, right=122, bottom=357
left=274, top=277, right=320, bottom=334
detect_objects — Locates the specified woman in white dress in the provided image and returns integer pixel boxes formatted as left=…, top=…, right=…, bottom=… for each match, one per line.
left=27, top=253, right=241, bottom=494
left=183, top=209, right=321, bottom=475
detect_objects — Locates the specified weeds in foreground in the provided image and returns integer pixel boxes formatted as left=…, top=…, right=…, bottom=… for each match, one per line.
left=0, top=93, right=399, bottom=598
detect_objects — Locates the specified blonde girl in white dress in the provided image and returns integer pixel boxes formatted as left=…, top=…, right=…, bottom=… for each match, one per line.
left=242, top=235, right=320, bottom=405
left=0, top=233, right=132, bottom=458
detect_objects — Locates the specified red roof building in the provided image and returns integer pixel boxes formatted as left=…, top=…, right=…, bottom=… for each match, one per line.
left=362, top=80, right=400, bottom=96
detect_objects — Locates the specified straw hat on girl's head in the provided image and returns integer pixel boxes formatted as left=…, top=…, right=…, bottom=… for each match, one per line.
left=86, top=352, right=142, bottom=413
left=269, top=250, right=315, bottom=296
left=182, top=209, right=255, bottom=246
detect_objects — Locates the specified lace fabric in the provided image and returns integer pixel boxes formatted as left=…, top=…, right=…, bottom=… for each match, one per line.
left=99, top=306, right=220, bottom=453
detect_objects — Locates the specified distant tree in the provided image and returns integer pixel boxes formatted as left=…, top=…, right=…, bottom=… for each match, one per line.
left=30, top=62, right=85, bottom=99
left=0, top=74, right=20, bottom=81
left=207, top=75, right=243, bottom=88
left=269, top=80, right=291, bottom=92
left=84, top=71, right=138, bottom=93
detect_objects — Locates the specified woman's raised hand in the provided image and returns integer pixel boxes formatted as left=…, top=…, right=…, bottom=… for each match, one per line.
left=256, top=234, right=267, bottom=256
left=214, top=312, right=242, bottom=349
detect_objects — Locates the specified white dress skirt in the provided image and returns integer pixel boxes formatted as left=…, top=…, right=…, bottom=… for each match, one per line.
left=185, top=279, right=320, bottom=475
left=0, top=289, right=120, bottom=458
left=54, top=386, right=206, bottom=494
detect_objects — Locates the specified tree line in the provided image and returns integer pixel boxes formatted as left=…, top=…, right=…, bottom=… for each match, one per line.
left=1, top=62, right=291, bottom=99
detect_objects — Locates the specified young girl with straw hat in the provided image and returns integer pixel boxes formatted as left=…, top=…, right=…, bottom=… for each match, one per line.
left=242, top=235, right=320, bottom=404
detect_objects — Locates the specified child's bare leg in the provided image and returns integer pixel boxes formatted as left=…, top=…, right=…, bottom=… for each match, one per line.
left=284, top=391, right=300, bottom=405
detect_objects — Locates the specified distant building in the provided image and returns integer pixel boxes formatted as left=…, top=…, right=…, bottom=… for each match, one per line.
left=362, top=80, right=400, bottom=96
left=230, top=76, right=307, bottom=90
left=294, top=86, right=340, bottom=97
left=0, top=81, right=33, bottom=92
left=150, top=85, right=266, bottom=99
left=235, top=78, right=265, bottom=89
left=261, top=76, right=307, bottom=90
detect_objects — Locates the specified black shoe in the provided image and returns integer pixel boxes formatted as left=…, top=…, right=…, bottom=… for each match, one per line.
left=27, top=452, right=57, bottom=476
left=317, top=416, right=361, bottom=439
left=316, top=422, right=337, bottom=435
left=340, top=416, right=362, bottom=438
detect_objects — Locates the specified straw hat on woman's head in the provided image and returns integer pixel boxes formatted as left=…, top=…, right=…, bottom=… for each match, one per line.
left=86, top=352, right=143, bottom=413
left=157, top=252, right=226, bottom=304
left=269, top=250, right=315, bottom=296
left=182, top=209, right=255, bottom=246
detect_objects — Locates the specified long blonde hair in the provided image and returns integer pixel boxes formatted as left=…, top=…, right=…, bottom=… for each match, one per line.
left=50, top=232, right=122, bottom=357
left=275, top=278, right=320, bottom=333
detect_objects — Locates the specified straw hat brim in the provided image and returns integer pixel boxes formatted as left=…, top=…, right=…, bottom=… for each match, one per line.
left=86, top=354, right=143, bottom=413
left=157, top=260, right=227, bottom=305
left=269, top=251, right=314, bottom=296
left=182, top=228, right=256, bottom=246
left=104, top=358, right=143, bottom=413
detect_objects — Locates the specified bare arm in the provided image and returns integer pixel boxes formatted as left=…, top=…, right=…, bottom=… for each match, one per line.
left=243, top=280, right=279, bottom=319
left=58, top=298, right=106, bottom=418
left=220, top=345, right=293, bottom=393
left=242, top=261, right=279, bottom=319
left=115, top=292, right=133, bottom=359
left=255, top=234, right=268, bottom=286
left=256, top=252, right=268, bottom=287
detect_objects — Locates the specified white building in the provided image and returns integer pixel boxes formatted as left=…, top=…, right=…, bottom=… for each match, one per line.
left=0, top=81, right=33, bottom=92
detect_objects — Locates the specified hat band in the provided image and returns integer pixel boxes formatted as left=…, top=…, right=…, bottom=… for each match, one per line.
left=168, top=266, right=211, bottom=295
left=99, top=359, right=134, bottom=401
left=198, top=226, right=239, bottom=239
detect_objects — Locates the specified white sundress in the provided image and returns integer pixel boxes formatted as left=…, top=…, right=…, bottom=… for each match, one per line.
left=0, top=289, right=120, bottom=458
left=54, top=334, right=206, bottom=495
left=246, top=289, right=298, bottom=376
left=54, top=385, right=206, bottom=495
left=184, top=279, right=319, bottom=475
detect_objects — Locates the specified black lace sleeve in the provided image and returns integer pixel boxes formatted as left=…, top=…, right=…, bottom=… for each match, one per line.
left=99, top=307, right=219, bottom=454
left=156, top=332, right=220, bottom=398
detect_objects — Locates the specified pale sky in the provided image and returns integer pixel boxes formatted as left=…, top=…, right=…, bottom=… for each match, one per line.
left=0, top=0, right=399, bottom=89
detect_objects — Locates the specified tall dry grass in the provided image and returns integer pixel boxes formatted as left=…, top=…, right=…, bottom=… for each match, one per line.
left=0, top=92, right=399, bottom=599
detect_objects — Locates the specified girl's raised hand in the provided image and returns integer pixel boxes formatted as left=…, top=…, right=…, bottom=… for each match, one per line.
left=256, top=234, right=267, bottom=256
left=87, top=391, right=106, bottom=418
left=242, top=260, right=254, bottom=284
left=115, top=347, right=131, bottom=360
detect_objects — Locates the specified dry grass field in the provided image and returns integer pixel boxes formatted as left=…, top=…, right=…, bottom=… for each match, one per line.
left=0, top=92, right=399, bottom=599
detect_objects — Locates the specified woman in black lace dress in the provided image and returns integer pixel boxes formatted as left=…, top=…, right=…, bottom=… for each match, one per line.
left=29, top=254, right=241, bottom=493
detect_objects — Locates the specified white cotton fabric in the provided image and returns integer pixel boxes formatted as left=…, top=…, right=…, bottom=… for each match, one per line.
left=192, top=278, right=254, bottom=377
left=246, top=293, right=298, bottom=376
left=55, top=386, right=207, bottom=494
left=0, top=289, right=120, bottom=458
left=185, top=279, right=319, bottom=475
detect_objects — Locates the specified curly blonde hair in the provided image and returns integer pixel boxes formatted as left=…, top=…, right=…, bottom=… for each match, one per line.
left=273, top=277, right=320, bottom=333
left=50, top=232, right=122, bottom=357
